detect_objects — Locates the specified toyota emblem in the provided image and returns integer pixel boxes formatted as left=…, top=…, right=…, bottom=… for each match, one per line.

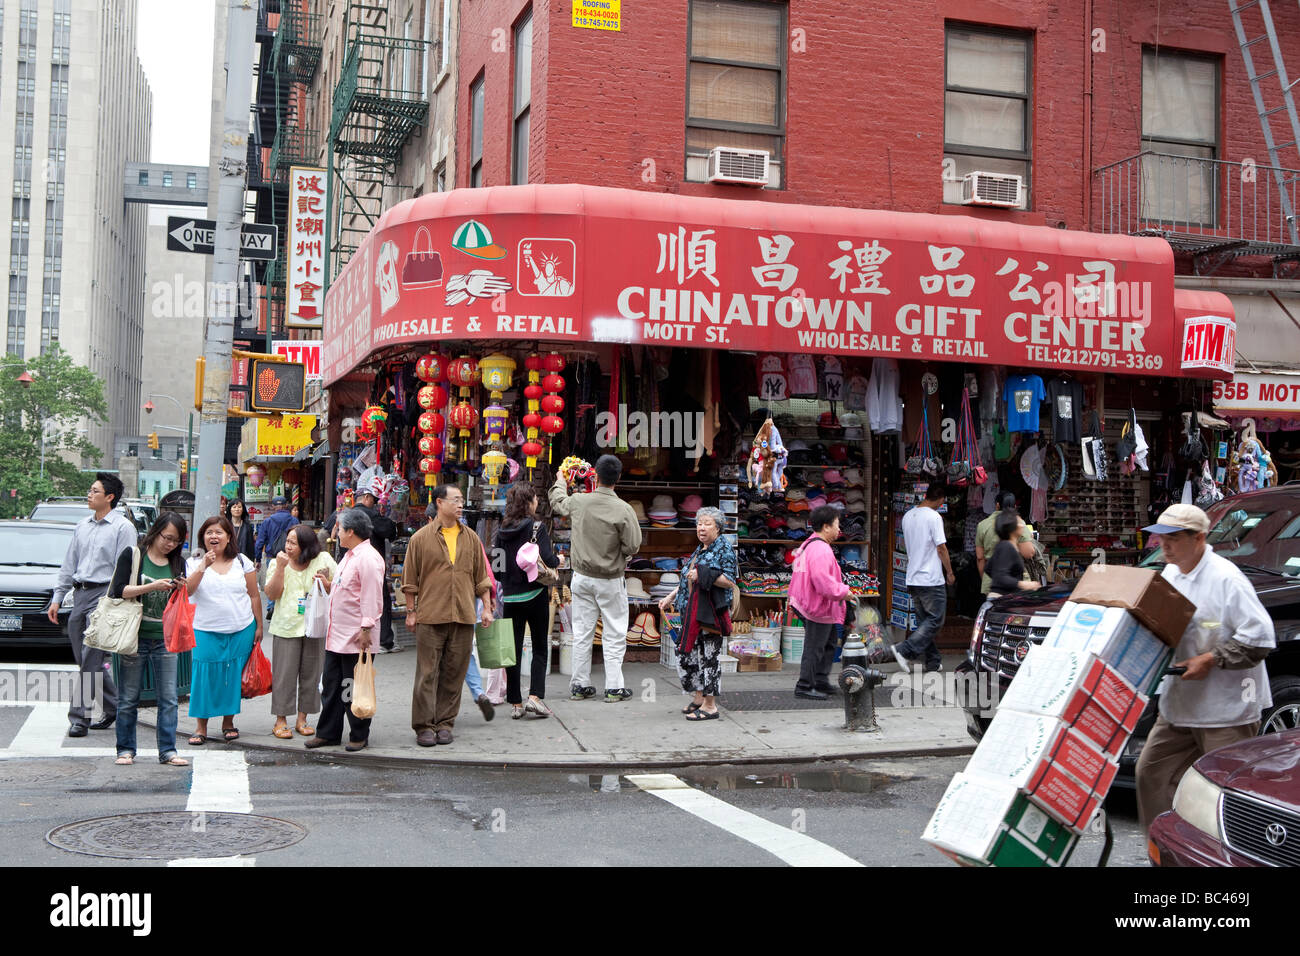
left=0, top=597, right=13, bottom=607
left=1015, top=641, right=1032, bottom=662
left=1266, top=823, right=1287, bottom=847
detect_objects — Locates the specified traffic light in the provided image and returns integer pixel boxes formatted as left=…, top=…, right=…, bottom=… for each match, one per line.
left=148, top=432, right=159, bottom=451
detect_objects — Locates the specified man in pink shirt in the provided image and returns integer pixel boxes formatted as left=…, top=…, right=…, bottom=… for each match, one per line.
left=790, top=505, right=851, bottom=700
left=307, top=509, right=385, bottom=752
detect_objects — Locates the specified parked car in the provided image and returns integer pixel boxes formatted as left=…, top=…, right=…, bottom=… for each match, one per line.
left=0, top=520, right=75, bottom=648
left=123, top=499, right=157, bottom=528
left=956, top=484, right=1300, bottom=785
left=28, top=497, right=148, bottom=532
left=1148, top=728, right=1300, bottom=866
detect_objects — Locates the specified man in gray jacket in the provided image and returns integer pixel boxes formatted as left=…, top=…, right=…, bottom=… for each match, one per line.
left=550, top=454, right=642, bottom=702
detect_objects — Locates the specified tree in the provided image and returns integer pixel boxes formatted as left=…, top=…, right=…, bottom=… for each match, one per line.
left=0, top=346, right=109, bottom=518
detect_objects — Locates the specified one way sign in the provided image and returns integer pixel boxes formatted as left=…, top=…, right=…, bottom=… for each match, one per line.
left=167, top=217, right=278, bottom=261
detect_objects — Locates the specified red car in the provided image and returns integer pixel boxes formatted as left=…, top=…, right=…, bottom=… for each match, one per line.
left=1148, top=729, right=1300, bottom=867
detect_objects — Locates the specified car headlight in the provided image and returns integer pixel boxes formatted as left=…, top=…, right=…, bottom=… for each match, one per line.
left=60, top=591, right=74, bottom=610
left=1171, top=767, right=1222, bottom=841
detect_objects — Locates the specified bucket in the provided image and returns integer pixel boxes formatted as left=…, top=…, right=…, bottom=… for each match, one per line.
left=559, top=632, right=574, bottom=676
left=781, top=626, right=805, bottom=661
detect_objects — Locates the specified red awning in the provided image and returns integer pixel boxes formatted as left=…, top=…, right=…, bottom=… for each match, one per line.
left=322, top=184, right=1224, bottom=385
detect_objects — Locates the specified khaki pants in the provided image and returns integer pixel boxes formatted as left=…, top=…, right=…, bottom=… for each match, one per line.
left=411, top=622, right=474, bottom=733
left=1136, top=715, right=1259, bottom=831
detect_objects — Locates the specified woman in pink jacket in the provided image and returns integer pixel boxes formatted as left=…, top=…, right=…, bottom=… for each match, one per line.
left=790, top=505, right=850, bottom=700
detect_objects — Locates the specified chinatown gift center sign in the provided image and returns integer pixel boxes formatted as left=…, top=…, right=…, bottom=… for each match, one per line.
left=322, top=184, right=1231, bottom=386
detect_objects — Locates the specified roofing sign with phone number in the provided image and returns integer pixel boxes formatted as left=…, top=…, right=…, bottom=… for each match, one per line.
left=572, top=0, right=619, bottom=30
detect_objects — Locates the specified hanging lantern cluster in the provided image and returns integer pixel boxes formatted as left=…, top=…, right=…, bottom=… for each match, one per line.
left=413, top=352, right=450, bottom=495
left=540, top=352, right=566, bottom=463
left=476, top=352, right=516, bottom=486
left=522, top=353, right=545, bottom=471
left=449, top=400, right=479, bottom=462
left=417, top=408, right=445, bottom=498
left=446, top=355, right=480, bottom=463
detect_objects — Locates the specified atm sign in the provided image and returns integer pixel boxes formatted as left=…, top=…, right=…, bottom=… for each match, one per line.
left=272, top=340, right=322, bottom=383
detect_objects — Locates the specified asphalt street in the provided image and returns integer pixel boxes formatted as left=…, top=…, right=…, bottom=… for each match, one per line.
left=0, top=722, right=1147, bottom=867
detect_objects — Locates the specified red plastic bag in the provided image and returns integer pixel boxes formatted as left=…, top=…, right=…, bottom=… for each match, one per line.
left=162, top=589, right=196, bottom=653
left=241, top=642, right=272, bottom=699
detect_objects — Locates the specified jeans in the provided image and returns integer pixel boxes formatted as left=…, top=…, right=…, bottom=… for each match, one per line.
left=465, top=653, right=484, bottom=698
left=895, top=584, right=946, bottom=670
left=115, top=638, right=179, bottom=761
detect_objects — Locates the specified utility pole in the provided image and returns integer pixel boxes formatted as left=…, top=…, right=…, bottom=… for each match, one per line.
left=194, top=0, right=256, bottom=531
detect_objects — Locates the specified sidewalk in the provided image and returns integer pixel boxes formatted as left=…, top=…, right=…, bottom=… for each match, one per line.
left=156, top=627, right=976, bottom=769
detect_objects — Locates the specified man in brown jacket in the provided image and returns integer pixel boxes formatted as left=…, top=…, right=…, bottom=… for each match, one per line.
left=403, top=484, right=493, bottom=746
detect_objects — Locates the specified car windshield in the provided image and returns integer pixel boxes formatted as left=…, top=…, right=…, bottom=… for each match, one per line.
left=1204, top=499, right=1300, bottom=576
left=0, top=525, right=73, bottom=566
left=28, top=505, right=87, bottom=523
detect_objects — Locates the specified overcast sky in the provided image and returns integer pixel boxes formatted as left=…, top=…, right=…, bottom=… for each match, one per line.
left=136, top=0, right=216, bottom=166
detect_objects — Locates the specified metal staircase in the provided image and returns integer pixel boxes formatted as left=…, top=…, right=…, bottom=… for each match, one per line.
left=1228, top=0, right=1300, bottom=244
left=327, top=0, right=431, bottom=280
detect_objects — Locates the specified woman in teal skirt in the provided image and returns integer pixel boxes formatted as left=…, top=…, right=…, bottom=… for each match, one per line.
left=185, top=516, right=263, bottom=744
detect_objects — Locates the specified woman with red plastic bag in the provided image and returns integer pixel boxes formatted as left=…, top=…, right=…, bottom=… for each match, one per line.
left=185, top=516, right=262, bottom=745
left=108, top=513, right=189, bottom=766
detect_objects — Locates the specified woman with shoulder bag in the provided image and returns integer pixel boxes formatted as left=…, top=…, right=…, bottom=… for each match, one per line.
left=185, top=516, right=262, bottom=745
left=109, top=513, right=190, bottom=766
left=658, top=507, right=738, bottom=721
left=265, top=525, right=337, bottom=740
left=495, top=483, right=560, bottom=719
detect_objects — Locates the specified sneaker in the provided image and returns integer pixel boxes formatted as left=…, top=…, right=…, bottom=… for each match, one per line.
left=604, top=688, right=633, bottom=703
left=385, top=644, right=404, bottom=653
left=890, top=644, right=912, bottom=671
left=922, top=663, right=944, bottom=673
left=524, top=698, right=552, bottom=719
left=569, top=685, right=597, bottom=701
left=374, top=646, right=390, bottom=654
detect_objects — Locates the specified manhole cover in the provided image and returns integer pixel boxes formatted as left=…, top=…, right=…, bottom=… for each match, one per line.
left=46, top=812, right=307, bottom=860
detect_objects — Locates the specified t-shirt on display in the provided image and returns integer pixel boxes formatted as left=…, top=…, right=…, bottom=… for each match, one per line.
left=1003, top=374, right=1046, bottom=433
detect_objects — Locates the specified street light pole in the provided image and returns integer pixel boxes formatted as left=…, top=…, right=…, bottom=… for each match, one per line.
left=146, top=393, right=193, bottom=489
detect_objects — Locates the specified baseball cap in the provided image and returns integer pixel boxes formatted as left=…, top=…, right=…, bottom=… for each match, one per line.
left=1143, top=503, right=1210, bottom=535
left=271, top=495, right=289, bottom=506
left=451, top=219, right=507, bottom=259
left=516, top=541, right=541, bottom=582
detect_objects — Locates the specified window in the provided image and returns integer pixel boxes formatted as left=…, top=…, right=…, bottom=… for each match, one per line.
left=943, top=25, right=1031, bottom=208
left=469, top=73, right=484, bottom=187
left=423, top=0, right=433, bottom=94
left=686, top=0, right=786, bottom=188
left=187, top=172, right=197, bottom=189
left=512, top=10, right=532, bottom=186
left=441, top=0, right=451, bottom=75
left=138, top=169, right=149, bottom=186
left=1141, top=49, right=1219, bottom=226
left=162, top=171, right=172, bottom=187
left=128, top=442, right=138, bottom=457
left=436, top=162, right=446, bottom=192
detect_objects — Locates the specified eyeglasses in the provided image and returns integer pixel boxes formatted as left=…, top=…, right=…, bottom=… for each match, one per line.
left=159, top=533, right=182, bottom=544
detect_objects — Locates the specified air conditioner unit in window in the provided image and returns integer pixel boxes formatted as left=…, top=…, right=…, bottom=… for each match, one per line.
left=707, top=147, right=770, bottom=186
left=960, top=171, right=1024, bottom=208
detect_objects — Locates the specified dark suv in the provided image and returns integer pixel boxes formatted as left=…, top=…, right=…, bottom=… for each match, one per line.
left=0, top=520, right=76, bottom=648
left=957, top=485, right=1300, bottom=784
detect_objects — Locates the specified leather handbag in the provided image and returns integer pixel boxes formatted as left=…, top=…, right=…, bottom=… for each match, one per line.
left=401, top=226, right=444, bottom=287
left=83, top=547, right=143, bottom=656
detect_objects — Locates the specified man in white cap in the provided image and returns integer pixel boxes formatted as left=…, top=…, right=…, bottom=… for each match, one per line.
left=1135, top=503, right=1275, bottom=832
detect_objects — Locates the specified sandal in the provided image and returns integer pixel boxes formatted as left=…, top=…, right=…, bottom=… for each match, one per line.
left=160, top=755, right=189, bottom=766
left=222, top=727, right=240, bottom=742
left=685, top=709, right=720, bottom=721
left=187, top=733, right=206, bottom=746
left=114, top=754, right=134, bottom=765
left=681, top=701, right=703, bottom=714
left=295, top=723, right=314, bottom=737
left=272, top=725, right=293, bottom=739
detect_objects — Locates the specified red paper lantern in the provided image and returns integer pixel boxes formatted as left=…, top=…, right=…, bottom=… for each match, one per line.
left=522, top=412, right=542, bottom=430
left=415, top=353, right=447, bottom=383
left=450, top=401, right=479, bottom=435
left=522, top=439, right=545, bottom=470
left=417, top=384, right=448, bottom=410
left=525, top=354, right=544, bottom=374
left=540, top=415, right=564, bottom=435
left=419, top=456, right=442, bottom=475
left=418, top=435, right=443, bottom=457
left=541, top=394, right=565, bottom=415
left=447, top=355, right=479, bottom=393
left=524, top=384, right=544, bottom=401
left=418, top=410, right=445, bottom=435
left=543, top=352, right=566, bottom=373
left=282, top=467, right=302, bottom=485
left=541, top=373, right=565, bottom=394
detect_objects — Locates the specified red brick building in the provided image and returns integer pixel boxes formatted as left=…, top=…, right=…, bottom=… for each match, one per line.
left=456, top=1, right=1300, bottom=246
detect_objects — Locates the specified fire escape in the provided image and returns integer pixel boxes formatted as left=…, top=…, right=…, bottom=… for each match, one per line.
left=265, top=0, right=322, bottom=336
left=327, top=0, right=431, bottom=281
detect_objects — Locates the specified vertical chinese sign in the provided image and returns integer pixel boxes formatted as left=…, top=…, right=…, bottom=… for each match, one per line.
left=288, top=166, right=326, bottom=329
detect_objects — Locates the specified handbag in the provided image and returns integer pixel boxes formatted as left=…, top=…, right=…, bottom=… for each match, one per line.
left=1194, top=460, right=1224, bottom=509
left=304, top=577, right=329, bottom=639
left=84, top=547, right=143, bottom=656
left=401, top=226, right=444, bottom=287
left=1179, top=411, right=1205, bottom=462
left=350, top=647, right=377, bottom=719
left=162, top=588, right=196, bottom=654
left=1117, top=408, right=1139, bottom=462
left=947, top=388, right=986, bottom=485
left=527, top=521, right=560, bottom=587
left=1082, top=410, right=1108, bottom=481
left=475, top=618, right=517, bottom=668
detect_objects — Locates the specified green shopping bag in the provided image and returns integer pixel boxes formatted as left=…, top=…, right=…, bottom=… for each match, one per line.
left=475, top=619, right=517, bottom=669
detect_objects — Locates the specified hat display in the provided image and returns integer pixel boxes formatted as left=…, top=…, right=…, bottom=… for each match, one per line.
left=680, top=494, right=704, bottom=515
left=807, top=495, right=828, bottom=510
left=630, top=500, right=648, bottom=523
left=787, top=499, right=811, bottom=512
left=824, top=469, right=845, bottom=486
left=844, top=467, right=864, bottom=486
left=828, top=443, right=849, bottom=463
left=653, top=557, right=680, bottom=570
left=1143, top=503, right=1211, bottom=535
left=625, top=577, right=651, bottom=600
left=658, top=572, right=680, bottom=586
left=785, top=488, right=807, bottom=501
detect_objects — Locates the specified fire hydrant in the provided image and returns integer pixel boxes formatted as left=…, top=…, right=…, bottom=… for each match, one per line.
left=838, top=619, right=885, bottom=732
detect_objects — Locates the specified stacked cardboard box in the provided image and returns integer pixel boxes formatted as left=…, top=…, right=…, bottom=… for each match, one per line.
left=923, top=566, right=1193, bottom=867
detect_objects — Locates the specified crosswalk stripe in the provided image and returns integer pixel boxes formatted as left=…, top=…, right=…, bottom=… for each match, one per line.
left=625, top=773, right=863, bottom=867
left=185, top=751, right=251, bottom=814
